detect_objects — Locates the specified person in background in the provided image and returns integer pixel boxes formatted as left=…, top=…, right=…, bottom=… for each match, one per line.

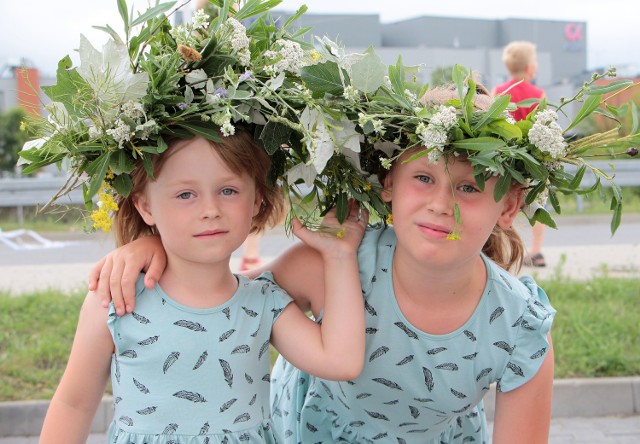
left=493, top=40, right=547, bottom=267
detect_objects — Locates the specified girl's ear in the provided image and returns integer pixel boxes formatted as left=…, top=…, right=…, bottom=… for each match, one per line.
left=133, top=193, right=155, bottom=226
left=381, top=172, right=393, bottom=203
left=252, top=191, right=262, bottom=218
left=497, top=187, right=525, bottom=229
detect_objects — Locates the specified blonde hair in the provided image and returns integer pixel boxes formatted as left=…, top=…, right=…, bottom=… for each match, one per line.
left=113, top=130, right=286, bottom=247
left=502, top=41, right=537, bottom=76
left=415, top=84, right=526, bottom=272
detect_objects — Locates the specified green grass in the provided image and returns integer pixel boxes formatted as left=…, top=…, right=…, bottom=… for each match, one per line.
left=2, top=276, right=639, bottom=401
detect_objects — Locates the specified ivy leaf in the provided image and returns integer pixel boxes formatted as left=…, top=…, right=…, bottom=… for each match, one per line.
left=259, top=122, right=293, bottom=155
left=41, top=56, right=93, bottom=118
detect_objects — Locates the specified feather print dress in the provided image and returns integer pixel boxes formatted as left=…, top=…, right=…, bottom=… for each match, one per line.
left=107, top=273, right=292, bottom=444
left=271, top=225, right=556, bottom=443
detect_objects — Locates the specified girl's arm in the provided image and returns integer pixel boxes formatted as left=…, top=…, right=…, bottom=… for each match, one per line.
left=492, top=336, right=554, bottom=443
left=269, top=203, right=367, bottom=380
left=39, top=292, right=114, bottom=444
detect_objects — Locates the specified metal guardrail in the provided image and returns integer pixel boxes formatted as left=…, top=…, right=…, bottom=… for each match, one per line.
left=1, top=160, right=638, bottom=222
left=0, top=177, right=85, bottom=224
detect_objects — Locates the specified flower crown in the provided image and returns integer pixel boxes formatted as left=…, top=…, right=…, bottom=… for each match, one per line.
left=20, top=0, right=639, bottom=234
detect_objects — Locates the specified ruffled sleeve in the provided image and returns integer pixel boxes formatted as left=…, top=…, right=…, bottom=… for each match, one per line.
left=497, top=275, right=557, bottom=392
left=254, top=272, right=293, bottom=324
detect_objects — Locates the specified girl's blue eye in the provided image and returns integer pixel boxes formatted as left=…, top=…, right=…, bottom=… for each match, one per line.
left=460, top=184, right=477, bottom=193
left=177, top=192, right=193, bottom=199
left=221, top=188, right=237, bottom=196
left=417, top=175, right=432, bottom=183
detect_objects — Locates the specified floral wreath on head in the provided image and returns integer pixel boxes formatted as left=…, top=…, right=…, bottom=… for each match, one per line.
left=19, top=0, right=639, bottom=235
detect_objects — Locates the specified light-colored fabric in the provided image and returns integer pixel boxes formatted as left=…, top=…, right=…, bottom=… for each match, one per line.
left=107, top=272, right=292, bottom=443
left=271, top=224, right=555, bottom=443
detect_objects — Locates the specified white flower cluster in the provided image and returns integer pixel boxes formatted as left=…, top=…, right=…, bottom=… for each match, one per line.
left=528, top=109, right=567, bottom=159
left=105, top=100, right=157, bottom=147
left=416, top=105, right=459, bottom=162
left=264, top=39, right=305, bottom=75
left=170, top=10, right=210, bottom=48
left=343, top=85, right=360, bottom=102
left=224, top=18, right=251, bottom=66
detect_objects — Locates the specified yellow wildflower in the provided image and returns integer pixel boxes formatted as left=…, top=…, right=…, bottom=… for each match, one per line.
left=362, top=182, right=372, bottom=191
left=19, top=121, right=26, bottom=131
left=90, top=182, right=119, bottom=232
left=446, top=231, right=461, bottom=241
left=310, top=50, right=321, bottom=61
left=385, top=213, right=393, bottom=225
left=336, top=228, right=345, bottom=239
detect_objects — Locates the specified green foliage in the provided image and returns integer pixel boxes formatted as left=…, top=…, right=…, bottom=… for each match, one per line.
left=431, top=65, right=454, bottom=87
left=0, top=107, right=29, bottom=173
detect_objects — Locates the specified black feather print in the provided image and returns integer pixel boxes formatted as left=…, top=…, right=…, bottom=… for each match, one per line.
left=118, top=416, right=133, bottom=426
left=520, top=318, right=536, bottom=331
left=193, top=351, right=208, bottom=370
left=249, top=393, right=257, bottom=405
left=372, top=377, right=403, bottom=390
left=231, top=345, right=251, bottom=354
left=489, top=306, right=505, bottom=324
left=163, top=352, right=180, bottom=374
left=250, top=326, right=260, bottom=337
left=261, top=282, right=270, bottom=294
left=262, top=373, right=270, bottom=382
left=234, top=413, right=251, bottom=423
left=137, top=336, right=159, bottom=346
left=239, top=433, right=250, bottom=441
left=173, top=319, right=207, bottom=332
left=464, top=329, right=477, bottom=342
left=258, top=340, right=270, bottom=360
left=131, top=312, right=150, bottom=324
left=245, top=373, right=253, bottom=384
left=366, top=327, right=379, bottom=334
left=349, top=421, right=365, bottom=427
left=530, top=347, right=547, bottom=359
left=409, top=405, right=420, bottom=418
left=326, top=408, right=338, bottom=417
left=199, top=422, right=210, bottom=435
left=499, top=274, right=513, bottom=289
left=119, top=349, right=137, bottom=358
left=222, top=307, right=231, bottom=320
left=435, top=362, right=459, bottom=371
left=394, top=321, right=419, bottom=339
left=136, top=406, right=157, bottom=415
left=219, top=359, right=234, bottom=387
left=371, top=275, right=377, bottom=283
left=271, top=307, right=284, bottom=318
left=364, top=299, right=378, bottom=316
left=133, top=377, right=150, bottom=394
left=452, top=404, right=471, bottom=413
left=114, top=397, right=122, bottom=405
left=320, top=381, right=334, bottom=399
left=475, top=368, right=492, bottom=381
left=399, top=422, right=418, bottom=427
left=372, top=432, right=388, bottom=440
left=451, top=388, right=467, bottom=399
left=220, top=398, right=237, bottom=412
left=365, top=409, right=390, bottom=421
left=219, top=329, right=236, bottom=342
left=396, top=355, right=414, bottom=365
left=397, top=438, right=407, bottom=444
left=369, top=345, right=389, bottom=361
left=427, top=347, right=447, bottom=355
left=512, top=315, right=523, bottom=327
left=423, top=367, right=434, bottom=392
left=383, top=399, right=399, bottom=405
left=241, top=306, right=258, bottom=317
left=507, top=361, right=525, bottom=377
left=306, top=422, right=318, bottom=432
left=463, top=352, right=478, bottom=360
left=493, top=341, right=515, bottom=354
left=162, top=423, right=178, bottom=434
left=173, top=390, right=207, bottom=402
left=413, top=397, right=434, bottom=403
left=356, top=392, right=372, bottom=399
left=114, top=356, right=121, bottom=384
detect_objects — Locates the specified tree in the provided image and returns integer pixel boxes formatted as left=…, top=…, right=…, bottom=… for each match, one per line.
left=0, top=107, right=29, bottom=174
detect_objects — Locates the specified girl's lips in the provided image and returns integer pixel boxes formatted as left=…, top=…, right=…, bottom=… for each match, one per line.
left=417, top=222, right=452, bottom=239
left=194, top=230, right=226, bottom=237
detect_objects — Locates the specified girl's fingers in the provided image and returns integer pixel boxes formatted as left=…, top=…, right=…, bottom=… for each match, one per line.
left=88, top=257, right=106, bottom=291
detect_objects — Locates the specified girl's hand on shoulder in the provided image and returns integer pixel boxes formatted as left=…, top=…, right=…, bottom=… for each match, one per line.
left=87, top=235, right=167, bottom=316
left=292, top=199, right=368, bottom=260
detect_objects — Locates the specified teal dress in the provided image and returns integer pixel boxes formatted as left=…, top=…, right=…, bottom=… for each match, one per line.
left=107, top=272, right=292, bottom=444
left=271, top=225, right=556, bottom=443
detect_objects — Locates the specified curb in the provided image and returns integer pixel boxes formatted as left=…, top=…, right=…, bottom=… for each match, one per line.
left=1, top=377, right=639, bottom=438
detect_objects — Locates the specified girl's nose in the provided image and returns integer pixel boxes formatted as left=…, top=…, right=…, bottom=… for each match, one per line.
left=201, top=196, right=221, bottom=219
left=427, top=185, right=454, bottom=215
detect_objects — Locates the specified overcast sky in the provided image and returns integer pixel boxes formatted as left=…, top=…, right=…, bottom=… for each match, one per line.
left=1, top=0, right=639, bottom=77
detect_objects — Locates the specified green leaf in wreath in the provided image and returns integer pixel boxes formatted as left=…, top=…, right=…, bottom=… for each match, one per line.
left=300, top=61, right=347, bottom=99
left=41, top=56, right=93, bottom=118
left=351, top=47, right=386, bottom=94
left=113, top=173, right=133, bottom=198
left=259, top=121, right=293, bottom=155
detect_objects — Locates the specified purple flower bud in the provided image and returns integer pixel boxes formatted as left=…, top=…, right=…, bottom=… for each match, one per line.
left=214, top=87, right=229, bottom=98
left=239, top=70, right=254, bottom=82
left=177, top=102, right=189, bottom=110
left=627, top=147, right=638, bottom=157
